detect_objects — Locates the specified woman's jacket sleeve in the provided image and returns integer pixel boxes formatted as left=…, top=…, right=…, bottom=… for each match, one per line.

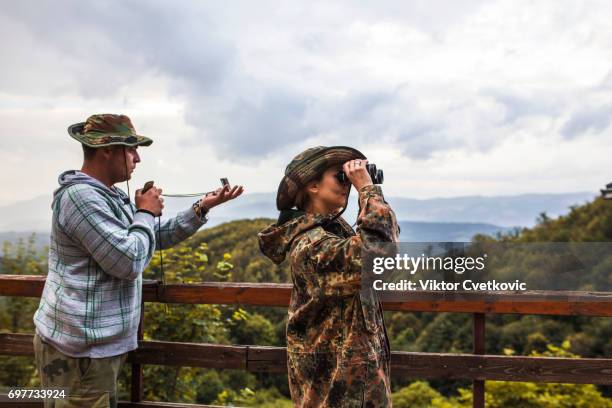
left=307, top=184, right=399, bottom=296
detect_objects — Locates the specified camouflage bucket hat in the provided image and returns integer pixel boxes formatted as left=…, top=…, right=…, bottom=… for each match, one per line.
left=276, top=146, right=366, bottom=210
left=67, top=114, right=153, bottom=148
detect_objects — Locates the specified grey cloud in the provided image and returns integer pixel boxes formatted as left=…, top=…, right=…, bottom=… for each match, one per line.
left=309, top=89, right=449, bottom=159
left=3, top=0, right=611, bottom=164
left=2, top=1, right=234, bottom=98
left=1, top=1, right=497, bottom=162
left=483, top=88, right=612, bottom=142
left=183, top=88, right=312, bottom=159
left=181, top=89, right=402, bottom=160
left=339, top=90, right=397, bottom=122
left=483, top=89, right=561, bottom=124
left=342, top=0, right=486, bottom=37
left=601, top=70, right=612, bottom=89
left=397, top=125, right=447, bottom=159
left=184, top=86, right=453, bottom=161
left=0, top=1, right=495, bottom=161
left=561, top=104, right=612, bottom=139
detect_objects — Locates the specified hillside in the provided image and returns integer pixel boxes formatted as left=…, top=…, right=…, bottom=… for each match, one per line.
left=511, top=196, right=612, bottom=242
left=1, top=195, right=610, bottom=405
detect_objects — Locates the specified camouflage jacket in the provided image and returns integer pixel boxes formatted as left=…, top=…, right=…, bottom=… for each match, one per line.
left=258, top=184, right=399, bottom=357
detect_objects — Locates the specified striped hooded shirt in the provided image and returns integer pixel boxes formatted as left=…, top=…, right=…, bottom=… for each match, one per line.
left=34, top=170, right=207, bottom=357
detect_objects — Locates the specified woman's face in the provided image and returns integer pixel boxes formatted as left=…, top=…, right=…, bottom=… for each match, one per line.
left=306, top=165, right=350, bottom=214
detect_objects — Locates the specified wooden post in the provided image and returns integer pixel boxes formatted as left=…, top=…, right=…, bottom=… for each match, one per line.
left=131, top=299, right=145, bottom=402
left=473, top=313, right=485, bottom=408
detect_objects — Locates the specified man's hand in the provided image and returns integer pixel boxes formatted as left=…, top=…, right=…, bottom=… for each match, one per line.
left=199, top=184, right=244, bottom=211
left=343, top=159, right=373, bottom=191
left=135, top=185, right=164, bottom=216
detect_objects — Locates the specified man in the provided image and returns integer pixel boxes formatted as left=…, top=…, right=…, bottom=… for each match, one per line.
left=33, top=114, right=243, bottom=407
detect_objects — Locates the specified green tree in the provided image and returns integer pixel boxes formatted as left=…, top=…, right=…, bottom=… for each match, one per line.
left=0, top=236, right=46, bottom=388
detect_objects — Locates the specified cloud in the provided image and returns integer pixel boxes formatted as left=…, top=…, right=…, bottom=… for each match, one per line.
left=561, top=104, right=612, bottom=139
left=1, top=0, right=612, bottom=205
left=184, top=87, right=312, bottom=158
left=4, top=0, right=612, bottom=160
left=1, top=1, right=234, bottom=97
left=0, top=1, right=514, bottom=161
left=483, top=89, right=561, bottom=124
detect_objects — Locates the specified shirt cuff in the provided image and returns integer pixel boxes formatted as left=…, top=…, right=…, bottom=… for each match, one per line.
left=136, top=208, right=156, bottom=218
left=133, top=210, right=156, bottom=229
left=358, top=184, right=383, bottom=199
left=179, top=205, right=208, bottom=230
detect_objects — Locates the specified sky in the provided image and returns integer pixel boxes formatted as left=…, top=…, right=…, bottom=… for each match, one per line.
left=1, top=0, right=611, bottom=207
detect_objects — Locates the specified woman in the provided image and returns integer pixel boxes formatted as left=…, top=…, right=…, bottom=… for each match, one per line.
left=258, top=146, right=399, bottom=407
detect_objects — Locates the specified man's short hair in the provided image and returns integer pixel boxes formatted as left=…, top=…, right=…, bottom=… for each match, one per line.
left=82, top=144, right=98, bottom=160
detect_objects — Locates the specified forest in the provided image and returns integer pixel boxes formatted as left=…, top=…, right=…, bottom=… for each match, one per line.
left=1, top=196, right=611, bottom=407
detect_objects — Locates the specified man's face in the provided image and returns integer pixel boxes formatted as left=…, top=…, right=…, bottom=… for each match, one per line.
left=108, top=145, right=140, bottom=183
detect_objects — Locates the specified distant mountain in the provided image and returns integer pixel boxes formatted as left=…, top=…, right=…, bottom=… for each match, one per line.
left=0, top=190, right=594, bottom=242
left=398, top=221, right=513, bottom=242
left=387, top=193, right=596, bottom=227
left=0, top=195, right=54, bottom=231
left=159, top=191, right=596, bottom=228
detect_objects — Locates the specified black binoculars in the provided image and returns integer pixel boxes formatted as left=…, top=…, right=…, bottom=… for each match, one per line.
left=335, top=163, right=384, bottom=185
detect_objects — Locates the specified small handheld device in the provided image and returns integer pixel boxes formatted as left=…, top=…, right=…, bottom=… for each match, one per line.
left=204, top=178, right=231, bottom=197
left=142, top=180, right=154, bottom=194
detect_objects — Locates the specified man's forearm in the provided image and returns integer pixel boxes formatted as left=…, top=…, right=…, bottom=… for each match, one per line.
left=154, top=206, right=208, bottom=250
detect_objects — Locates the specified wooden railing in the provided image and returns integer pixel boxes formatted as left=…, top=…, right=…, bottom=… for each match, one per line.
left=0, top=274, right=611, bottom=408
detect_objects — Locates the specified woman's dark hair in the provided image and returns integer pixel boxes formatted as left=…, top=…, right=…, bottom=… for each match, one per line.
left=295, top=172, right=325, bottom=210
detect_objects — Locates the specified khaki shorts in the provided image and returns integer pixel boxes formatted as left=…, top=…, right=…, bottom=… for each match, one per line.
left=33, top=334, right=127, bottom=408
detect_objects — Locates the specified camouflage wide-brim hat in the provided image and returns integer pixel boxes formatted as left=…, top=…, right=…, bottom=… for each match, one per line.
left=276, top=146, right=366, bottom=210
left=68, top=114, right=153, bottom=148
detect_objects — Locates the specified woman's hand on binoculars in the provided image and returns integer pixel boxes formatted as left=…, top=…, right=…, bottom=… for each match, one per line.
left=343, top=159, right=373, bottom=191
left=200, top=184, right=244, bottom=211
